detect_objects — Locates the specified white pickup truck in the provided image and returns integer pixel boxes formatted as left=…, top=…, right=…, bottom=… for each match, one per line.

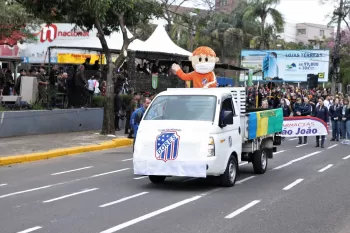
left=133, top=87, right=283, bottom=187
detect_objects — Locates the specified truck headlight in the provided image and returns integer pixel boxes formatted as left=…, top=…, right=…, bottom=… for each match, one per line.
left=208, top=136, right=215, bottom=157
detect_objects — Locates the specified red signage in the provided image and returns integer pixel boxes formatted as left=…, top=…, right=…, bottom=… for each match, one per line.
left=39, top=24, right=90, bottom=43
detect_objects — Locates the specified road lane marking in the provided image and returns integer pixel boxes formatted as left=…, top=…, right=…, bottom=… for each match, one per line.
left=239, top=162, right=248, bottom=166
left=327, top=144, right=338, bottom=149
left=0, top=185, right=53, bottom=199
left=273, top=151, right=321, bottom=170
left=289, top=138, right=298, bottom=141
left=0, top=168, right=130, bottom=199
left=134, top=176, right=148, bottom=180
left=274, top=150, right=286, bottom=155
left=91, top=168, right=130, bottom=177
left=236, top=176, right=256, bottom=184
left=225, top=200, right=261, bottom=219
left=100, top=195, right=203, bottom=233
left=99, top=192, right=149, bottom=208
left=296, top=144, right=308, bottom=148
left=283, top=179, right=304, bottom=191
left=122, top=158, right=133, bottom=161
left=318, top=164, right=333, bottom=173
left=343, top=155, right=350, bottom=160
left=51, top=166, right=93, bottom=176
left=0, top=183, right=7, bottom=187
left=17, top=226, right=42, bottom=233
left=43, top=188, right=99, bottom=203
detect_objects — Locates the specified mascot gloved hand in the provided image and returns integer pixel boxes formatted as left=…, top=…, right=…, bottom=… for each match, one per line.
left=171, top=46, right=219, bottom=88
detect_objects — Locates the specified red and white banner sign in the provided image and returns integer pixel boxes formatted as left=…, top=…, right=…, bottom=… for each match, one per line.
left=282, top=117, right=329, bottom=137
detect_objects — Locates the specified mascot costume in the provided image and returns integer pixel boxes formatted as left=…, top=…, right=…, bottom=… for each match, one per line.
left=171, top=46, right=218, bottom=88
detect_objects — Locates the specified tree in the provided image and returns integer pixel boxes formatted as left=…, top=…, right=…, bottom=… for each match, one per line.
left=243, top=0, right=284, bottom=49
left=202, top=13, right=243, bottom=62
left=0, top=0, right=38, bottom=46
left=162, top=0, right=192, bottom=33
left=19, top=0, right=162, bottom=135
left=327, top=28, right=350, bottom=89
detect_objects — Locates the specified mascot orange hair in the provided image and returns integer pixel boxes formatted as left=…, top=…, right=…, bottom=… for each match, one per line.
left=171, top=46, right=219, bottom=88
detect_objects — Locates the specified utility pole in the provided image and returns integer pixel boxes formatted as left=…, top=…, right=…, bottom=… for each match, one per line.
left=331, top=0, right=344, bottom=95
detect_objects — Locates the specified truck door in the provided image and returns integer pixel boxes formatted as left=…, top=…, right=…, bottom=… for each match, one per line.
left=218, top=95, right=242, bottom=162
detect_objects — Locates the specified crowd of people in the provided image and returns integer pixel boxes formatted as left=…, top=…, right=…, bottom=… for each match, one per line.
left=247, top=84, right=350, bottom=147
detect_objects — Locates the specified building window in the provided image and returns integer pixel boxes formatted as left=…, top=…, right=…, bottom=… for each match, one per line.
left=320, top=30, right=325, bottom=36
left=220, top=0, right=227, bottom=5
left=297, top=29, right=306, bottom=35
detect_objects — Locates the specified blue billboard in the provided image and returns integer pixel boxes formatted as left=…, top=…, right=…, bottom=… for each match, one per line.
left=241, top=50, right=330, bottom=82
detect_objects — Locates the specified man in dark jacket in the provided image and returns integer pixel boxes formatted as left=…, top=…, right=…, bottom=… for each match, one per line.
left=315, top=97, right=329, bottom=148
left=299, top=97, right=312, bottom=144
left=329, top=98, right=342, bottom=141
left=75, top=65, right=87, bottom=107
left=14, top=69, right=26, bottom=95
left=114, top=93, right=122, bottom=131
left=293, top=98, right=305, bottom=144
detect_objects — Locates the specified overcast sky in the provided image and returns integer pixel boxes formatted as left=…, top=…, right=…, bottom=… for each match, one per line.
left=153, top=0, right=338, bottom=26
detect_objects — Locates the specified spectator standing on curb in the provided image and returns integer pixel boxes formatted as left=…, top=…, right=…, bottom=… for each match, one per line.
left=130, top=97, right=151, bottom=151
left=49, top=65, right=59, bottom=108
left=315, top=97, right=329, bottom=148
left=14, top=69, right=26, bottom=96
left=329, top=98, right=342, bottom=141
left=114, top=93, right=122, bottom=131
left=342, top=98, right=350, bottom=144
left=75, top=65, right=87, bottom=107
left=37, top=67, right=48, bottom=104
left=300, top=97, right=312, bottom=144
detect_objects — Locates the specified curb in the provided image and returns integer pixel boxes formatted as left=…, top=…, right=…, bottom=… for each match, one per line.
left=0, top=138, right=133, bottom=167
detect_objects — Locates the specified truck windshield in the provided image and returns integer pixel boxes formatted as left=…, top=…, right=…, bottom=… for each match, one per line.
left=144, top=95, right=217, bottom=121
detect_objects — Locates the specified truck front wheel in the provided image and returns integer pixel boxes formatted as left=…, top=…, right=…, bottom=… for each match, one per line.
left=149, top=175, right=166, bottom=184
left=252, top=149, right=268, bottom=174
left=219, top=156, right=238, bottom=187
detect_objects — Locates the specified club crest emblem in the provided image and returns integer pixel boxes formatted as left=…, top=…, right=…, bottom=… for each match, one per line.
left=202, top=78, right=208, bottom=85
left=155, top=131, right=180, bottom=162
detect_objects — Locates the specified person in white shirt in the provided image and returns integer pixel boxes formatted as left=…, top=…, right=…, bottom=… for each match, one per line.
left=87, top=76, right=96, bottom=106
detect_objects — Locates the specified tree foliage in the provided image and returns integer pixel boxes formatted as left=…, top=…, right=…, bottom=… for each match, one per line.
left=169, top=0, right=284, bottom=63
left=243, top=0, right=284, bottom=49
left=19, top=0, right=162, bottom=135
left=0, top=0, right=38, bottom=46
left=327, top=28, right=350, bottom=88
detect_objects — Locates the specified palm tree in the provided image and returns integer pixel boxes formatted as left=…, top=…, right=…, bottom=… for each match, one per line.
left=201, top=13, right=243, bottom=63
left=243, top=0, right=284, bottom=49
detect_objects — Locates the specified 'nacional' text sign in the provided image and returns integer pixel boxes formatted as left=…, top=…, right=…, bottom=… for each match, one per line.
left=282, top=116, right=328, bottom=137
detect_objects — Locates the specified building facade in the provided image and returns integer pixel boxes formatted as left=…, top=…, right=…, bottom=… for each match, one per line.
left=215, top=0, right=238, bottom=13
left=295, top=23, right=334, bottom=45
left=277, top=22, right=334, bottom=47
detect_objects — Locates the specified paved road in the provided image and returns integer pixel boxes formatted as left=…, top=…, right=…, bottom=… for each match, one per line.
left=1, top=138, right=350, bottom=233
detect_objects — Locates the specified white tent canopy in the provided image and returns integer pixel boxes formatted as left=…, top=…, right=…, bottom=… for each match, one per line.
left=18, top=23, right=191, bottom=63
left=136, top=25, right=192, bottom=57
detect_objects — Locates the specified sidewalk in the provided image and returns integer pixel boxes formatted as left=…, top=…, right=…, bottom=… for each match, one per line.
left=0, top=131, right=130, bottom=157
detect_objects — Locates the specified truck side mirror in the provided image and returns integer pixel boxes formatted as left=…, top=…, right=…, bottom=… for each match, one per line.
left=220, top=110, right=233, bottom=128
left=223, top=111, right=234, bottom=125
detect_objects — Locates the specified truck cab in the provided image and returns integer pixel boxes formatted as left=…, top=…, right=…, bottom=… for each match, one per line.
left=133, top=88, right=283, bottom=187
